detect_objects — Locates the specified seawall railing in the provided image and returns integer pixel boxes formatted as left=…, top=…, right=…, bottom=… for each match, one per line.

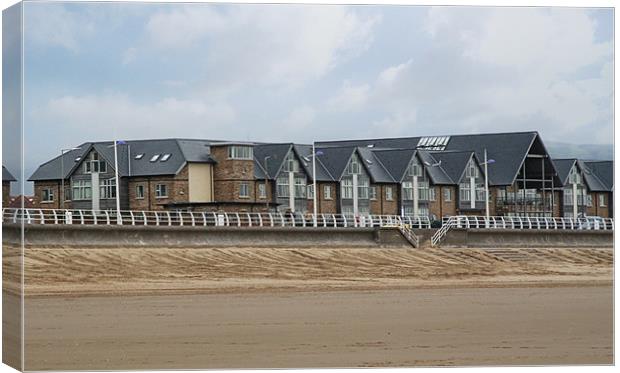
left=431, top=215, right=614, bottom=247
left=1, top=208, right=431, bottom=230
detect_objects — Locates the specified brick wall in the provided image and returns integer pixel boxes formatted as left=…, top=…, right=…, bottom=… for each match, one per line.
left=33, top=181, right=70, bottom=209
left=592, top=192, right=611, bottom=218
left=316, top=182, right=337, bottom=214
left=211, top=146, right=256, bottom=203
left=128, top=166, right=189, bottom=211
left=429, top=186, right=457, bottom=219
left=3, top=182, right=10, bottom=208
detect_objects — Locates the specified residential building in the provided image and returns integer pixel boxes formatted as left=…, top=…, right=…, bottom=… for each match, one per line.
left=3, top=166, right=16, bottom=208
left=28, top=131, right=613, bottom=219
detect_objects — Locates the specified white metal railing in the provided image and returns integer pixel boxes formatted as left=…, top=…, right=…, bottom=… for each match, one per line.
left=1, top=208, right=431, bottom=230
left=431, top=215, right=614, bottom=247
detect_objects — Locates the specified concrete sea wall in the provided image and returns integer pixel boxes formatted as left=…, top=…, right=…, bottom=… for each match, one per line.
left=442, top=228, right=613, bottom=248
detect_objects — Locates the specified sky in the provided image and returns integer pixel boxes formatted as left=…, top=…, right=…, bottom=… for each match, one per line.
left=5, top=2, right=616, bottom=192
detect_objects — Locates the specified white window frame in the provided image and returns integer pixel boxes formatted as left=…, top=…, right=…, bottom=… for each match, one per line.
left=341, top=179, right=354, bottom=199
left=443, top=187, right=452, bottom=202
left=385, top=186, right=393, bottom=201
left=41, top=188, right=54, bottom=203
left=258, top=183, right=267, bottom=199
left=100, top=178, right=117, bottom=199
left=155, top=184, right=168, bottom=198
left=277, top=176, right=289, bottom=198
left=429, top=187, right=436, bottom=201
left=228, top=146, right=253, bottom=160
left=239, top=182, right=250, bottom=198
left=369, top=186, right=377, bottom=200
left=599, top=194, right=606, bottom=207
left=135, top=184, right=145, bottom=199
left=324, top=185, right=332, bottom=200
left=307, top=184, right=314, bottom=200
left=72, top=180, right=92, bottom=201
left=294, top=176, right=306, bottom=198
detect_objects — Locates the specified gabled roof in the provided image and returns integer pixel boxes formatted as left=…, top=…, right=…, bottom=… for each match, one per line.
left=577, top=160, right=609, bottom=192
left=2, top=166, right=16, bottom=182
left=585, top=161, right=613, bottom=191
left=29, top=139, right=217, bottom=181
left=356, top=147, right=396, bottom=183
left=291, top=144, right=334, bottom=182
left=552, top=159, right=577, bottom=186
left=318, top=131, right=544, bottom=186
left=315, top=146, right=357, bottom=181
left=416, top=150, right=454, bottom=185
left=429, top=150, right=480, bottom=184
left=253, top=143, right=293, bottom=179
left=372, top=148, right=417, bottom=183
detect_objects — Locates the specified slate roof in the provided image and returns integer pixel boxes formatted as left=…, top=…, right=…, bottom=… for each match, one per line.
left=253, top=143, right=293, bottom=178
left=372, top=148, right=417, bottom=183
left=291, top=144, right=334, bottom=182
left=29, top=139, right=217, bottom=181
left=356, top=147, right=396, bottom=183
left=317, top=131, right=545, bottom=186
left=416, top=150, right=455, bottom=185
left=429, top=151, right=479, bottom=184
left=2, top=166, right=16, bottom=182
left=585, top=161, right=613, bottom=191
left=552, top=158, right=613, bottom=192
left=314, top=146, right=357, bottom=181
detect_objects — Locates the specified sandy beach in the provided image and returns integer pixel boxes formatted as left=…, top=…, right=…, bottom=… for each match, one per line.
left=2, top=244, right=613, bottom=369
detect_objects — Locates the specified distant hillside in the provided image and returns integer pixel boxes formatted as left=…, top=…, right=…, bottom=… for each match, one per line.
left=545, top=141, right=613, bottom=161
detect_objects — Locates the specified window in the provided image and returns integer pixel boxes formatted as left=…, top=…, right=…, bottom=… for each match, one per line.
left=294, top=176, right=306, bottom=198
left=418, top=181, right=429, bottom=201
left=346, top=156, right=361, bottom=175
left=385, top=186, right=393, bottom=201
left=403, top=181, right=413, bottom=200
left=358, top=179, right=369, bottom=199
left=239, top=182, right=249, bottom=198
left=324, top=185, right=332, bottom=200
left=84, top=152, right=107, bottom=173
left=228, top=145, right=253, bottom=160
left=586, top=194, right=593, bottom=207
left=150, top=154, right=160, bottom=162
left=277, top=176, right=289, bottom=198
left=64, top=188, right=71, bottom=201
left=459, top=182, right=471, bottom=201
left=135, top=185, right=145, bottom=199
left=72, top=180, right=92, bottom=200
left=465, top=159, right=479, bottom=178
left=307, top=185, right=314, bottom=200
left=42, top=188, right=54, bottom=202
left=155, top=184, right=168, bottom=198
left=160, top=154, right=171, bottom=162
left=100, top=178, right=117, bottom=199
left=407, top=163, right=422, bottom=177
left=341, top=179, right=354, bottom=199
left=258, top=183, right=267, bottom=199
left=282, top=152, right=300, bottom=172
left=443, top=188, right=452, bottom=202
left=429, top=187, right=436, bottom=201
left=369, top=186, right=377, bottom=200
left=563, top=188, right=573, bottom=205
left=134, top=154, right=144, bottom=160
left=599, top=194, right=606, bottom=207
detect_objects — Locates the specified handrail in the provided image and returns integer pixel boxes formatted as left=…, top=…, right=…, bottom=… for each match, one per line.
left=431, top=215, right=614, bottom=247
left=0, top=208, right=431, bottom=230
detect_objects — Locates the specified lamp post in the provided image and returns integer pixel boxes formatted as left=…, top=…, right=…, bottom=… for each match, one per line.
left=423, top=160, right=441, bottom=219
left=481, top=149, right=496, bottom=222
left=108, top=140, right=126, bottom=224
left=310, top=146, right=324, bottom=227
left=60, top=147, right=81, bottom=209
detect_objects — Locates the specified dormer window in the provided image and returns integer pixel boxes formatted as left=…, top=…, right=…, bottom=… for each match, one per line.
left=228, top=145, right=253, bottom=160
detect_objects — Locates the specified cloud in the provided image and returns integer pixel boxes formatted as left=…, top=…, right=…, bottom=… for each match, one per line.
left=122, top=47, right=137, bottom=65
left=363, top=7, right=612, bottom=142
left=24, top=4, right=95, bottom=51
left=31, top=94, right=237, bottom=142
left=144, top=5, right=380, bottom=88
left=328, top=81, right=370, bottom=112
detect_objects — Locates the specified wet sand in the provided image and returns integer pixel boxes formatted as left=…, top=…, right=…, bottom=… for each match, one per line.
left=22, top=286, right=612, bottom=370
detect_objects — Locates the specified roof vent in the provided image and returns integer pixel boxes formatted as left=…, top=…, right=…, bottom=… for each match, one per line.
left=135, top=154, right=144, bottom=160
left=150, top=154, right=160, bottom=162
left=366, top=159, right=373, bottom=165
left=74, top=157, right=81, bottom=162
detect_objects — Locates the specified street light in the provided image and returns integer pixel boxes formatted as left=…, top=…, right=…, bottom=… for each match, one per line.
left=60, top=147, right=82, bottom=209
left=423, top=160, right=441, bottom=218
left=481, top=149, right=496, bottom=221
left=310, top=145, right=324, bottom=227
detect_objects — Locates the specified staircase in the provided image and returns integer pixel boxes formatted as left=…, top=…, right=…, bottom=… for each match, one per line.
left=398, top=225, right=419, bottom=248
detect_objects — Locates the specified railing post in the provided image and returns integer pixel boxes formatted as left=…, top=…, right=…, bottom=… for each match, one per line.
left=166, top=211, right=172, bottom=226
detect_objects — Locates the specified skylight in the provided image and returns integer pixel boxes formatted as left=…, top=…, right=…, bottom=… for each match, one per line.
left=150, top=154, right=160, bottom=162
left=160, top=154, right=171, bottom=162
left=135, top=154, right=144, bottom=160
left=74, top=157, right=81, bottom=162
left=416, top=136, right=450, bottom=151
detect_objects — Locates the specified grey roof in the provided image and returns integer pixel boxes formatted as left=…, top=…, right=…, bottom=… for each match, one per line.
left=356, top=147, right=396, bottom=183
left=29, top=139, right=217, bottom=181
left=585, top=161, right=613, bottom=191
left=372, top=148, right=417, bottom=182
left=2, top=166, right=16, bottom=182
left=292, top=144, right=334, bottom=182
left=428, top=151, right=478, bottom=184
left=416, top=150, right=455, bottom=185
left=253, top=143, right=293, bottom=179
left=552, top=159, right=577, bottom=186
left=317, top=131, right=549, bottom=186
left=315, top=146, right=357, bottom=181
left=577, top=160, right=609, bottom=192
